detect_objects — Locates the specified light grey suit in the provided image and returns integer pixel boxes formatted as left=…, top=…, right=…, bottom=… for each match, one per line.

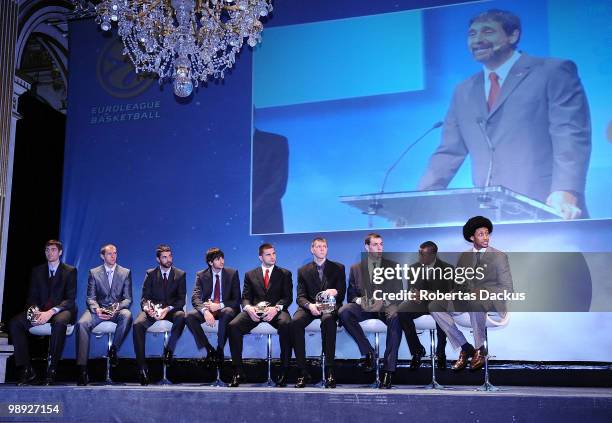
left=430, top=247, right=513, bottom=350
left=419, top=53, right=591, bottom=210
left=75, top=264, right=133, bottom=365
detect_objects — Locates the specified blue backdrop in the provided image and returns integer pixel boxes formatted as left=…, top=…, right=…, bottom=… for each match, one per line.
left=61, top=0, right=612, bottom=362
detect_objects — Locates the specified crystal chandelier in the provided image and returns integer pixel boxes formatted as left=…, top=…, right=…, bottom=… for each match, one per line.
left=72, top=0, right=273, bottom=97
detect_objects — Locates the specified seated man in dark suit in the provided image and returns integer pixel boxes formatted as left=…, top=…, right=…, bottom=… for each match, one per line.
left=185, top=247, right=241, bottom=367
left=75, top=243, right=133, bottom=385
left=132, top=244, right=187, bottom=385
left=338, top=233, right=403, bottom=389
left=398, top=241, right=453, bottom=370
left=228, top=243, right=293, bottom=387
left=8, top=239, right=77, bottom=385
left=292, top=237, right=346, bottom=388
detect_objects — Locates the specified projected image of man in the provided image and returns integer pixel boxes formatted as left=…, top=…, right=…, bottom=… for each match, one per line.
left=418, top=9, right=591, bottom=219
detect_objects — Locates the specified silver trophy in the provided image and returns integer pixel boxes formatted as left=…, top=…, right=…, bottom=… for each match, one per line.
left=100, top=302, right=120, bottom=317
left=315, top=291, right=336, bottom=314
left=254, top=301, right=270, bottom=320
left=26, top=305, right=40, bottom=322
left=143, top=299, right=164, bottom=318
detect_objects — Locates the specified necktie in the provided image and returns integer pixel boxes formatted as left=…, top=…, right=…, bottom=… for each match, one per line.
left=316, top=265, right=323, bottom=288
left=162, top=272, right=168, bottom=289
left=213, top=274, right=221, bottom=303
left=476, top=252, right=482, bottom=267
left=44, top=269, right=56, bottom=311
left=487, top=72, right=500, bottom=111
left=264, top=269, right=270, bottom=290
left=107, top=270, right=113, bottom=288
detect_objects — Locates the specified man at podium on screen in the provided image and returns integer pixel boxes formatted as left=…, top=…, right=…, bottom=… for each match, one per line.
left=418, top=9, right=591, bottom=220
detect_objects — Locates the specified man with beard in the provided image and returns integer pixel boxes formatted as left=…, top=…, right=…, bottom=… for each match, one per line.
left=132, top=244, right=186, bottom=385
left=418, top=9, right=591, bottom=219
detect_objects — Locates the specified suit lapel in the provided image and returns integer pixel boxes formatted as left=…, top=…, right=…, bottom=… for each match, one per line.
left=221, top=269, right=229, bottom=301
left=469, top=73, right=489, bottom=120
left=488, top=57, right=532, bottom=118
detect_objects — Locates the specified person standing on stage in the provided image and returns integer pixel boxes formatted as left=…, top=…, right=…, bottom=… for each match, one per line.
left=227, top=243, right=293, bottom=387
left=185, top=247, right=241, bottom=367
left=75, top=243, right=133, bottom=386
left=292, top=237, right=346, bottom=388
left=132, top=244, right=186, bottom=385
left=8, top=239, right=77, bottom=385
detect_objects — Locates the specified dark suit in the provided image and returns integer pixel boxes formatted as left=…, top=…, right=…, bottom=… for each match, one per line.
left=185, top=267, right=241, bottom=352
left=76, top=264, right=133, bottom=366
left=398, top=258, right=454, bottom=357
left=9, top=262, right=77, bottom=368
left=251, top=129, right=288, bottom=234
left=133, top=266, right=187, bottom=369
left=419, top=54, right=591, bottom=213
left=338, top=258, right=403, bottom=372
left=292, top=260, right=346, bottom=370
left=228, top=265, right=293, bottom=369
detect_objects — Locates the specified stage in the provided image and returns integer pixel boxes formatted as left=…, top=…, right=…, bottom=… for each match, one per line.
left=0, top=383, right=611, bottom=422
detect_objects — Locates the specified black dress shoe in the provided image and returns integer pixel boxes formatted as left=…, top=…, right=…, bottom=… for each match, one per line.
left=203, top=345, right=216, bottom=367
left=294, top=372, right=311, bottom=388
left=358, top=352, right=376, bottom=373
left=44, top=367, right=57, bottom=386
left=324, top=368, right=336, bottom=389
left=436, top=354, right=447, bottom=370
left=379, top=371, right=393, bottom=389
left=410, top=346, right=426, bottom=370
left=229, top=370, right=245, bottom=387
left=77, top=367, right=89, bottom=386
left=17, top=365, right=37, bottom=386
left=275, top=369, right=288, bottom=387
left=139, top=369, right=150, bottom=386
left=108, top=345, right=118, bottom=367
left=163, top=347, right=174, bottom=367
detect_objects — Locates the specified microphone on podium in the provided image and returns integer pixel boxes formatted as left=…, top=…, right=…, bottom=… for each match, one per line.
left=366, top=121, right=443, bottom=216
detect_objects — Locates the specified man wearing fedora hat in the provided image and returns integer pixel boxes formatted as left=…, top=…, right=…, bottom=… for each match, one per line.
left=430, top=216, right=513, bottom=371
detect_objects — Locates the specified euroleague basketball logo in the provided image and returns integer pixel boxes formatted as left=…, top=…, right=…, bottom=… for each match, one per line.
left=96, top=37, right=155, bottom=98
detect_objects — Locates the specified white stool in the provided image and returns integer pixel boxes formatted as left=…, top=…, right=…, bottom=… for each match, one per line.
left=250, top=322, right=278, bottom=387
left=359, top=319, right=387, bottom=388
left=147, top=320, right=173, bottom=385
left=414, top=315, right=444, bottom=389
left=454, top=312, right=511, bottom=391
left=92, top=321, right=118, bottom=384
left=28, top=323, right=74, bottom=370
left=200, top=322, right=225, bottom=387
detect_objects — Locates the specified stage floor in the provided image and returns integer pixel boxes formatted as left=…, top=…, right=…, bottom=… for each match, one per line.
left=1, top=384, right=611, bottom=422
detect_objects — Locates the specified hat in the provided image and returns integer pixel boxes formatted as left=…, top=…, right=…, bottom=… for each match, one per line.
left=463, top=216, right=493, bottom=242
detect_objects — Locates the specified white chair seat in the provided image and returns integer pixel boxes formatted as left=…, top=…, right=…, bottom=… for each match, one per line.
left=414, top=315, right=438, bottom=330
left=147, top=320, right=173, bottom=333
left=92, top=321, right=117, bottom=335
left=454, top=312, right=511, bottom=329
left=250, top=322, right=277, bottom=335
left=305, top=320, right=321, bottom=332
left=359, top=319, right=387, bottom=333
left=200, top=322, right=218, bottom=334
left=29, top=323, right=74, bottom=336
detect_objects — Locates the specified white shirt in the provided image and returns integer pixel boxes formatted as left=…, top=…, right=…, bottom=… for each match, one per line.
left=483, top=50, right=522, bottom=99
left=48, top=262, right=60, bottom=277
left=261, top=265, right=282, bottom=310
left=201, top=269, right=225, bottom=313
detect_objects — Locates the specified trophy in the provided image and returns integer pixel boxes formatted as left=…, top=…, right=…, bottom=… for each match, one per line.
left=26, top=305, right=40, bottom=322
left=100, top=302, right=120, bottom=317
left=254, top=301, right=270, bottom=320
left=143, top=299, right=164, bottom=318
left=315, top=291, right=336, bottom=314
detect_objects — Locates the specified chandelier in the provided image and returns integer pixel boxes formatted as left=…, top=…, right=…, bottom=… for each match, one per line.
left=72, top=0, right=273, bottom=97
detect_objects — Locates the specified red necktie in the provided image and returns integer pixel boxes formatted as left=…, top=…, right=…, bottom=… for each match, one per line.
left=487, top=72, right=500, bottom=111
left=213, top=274, right=221, bottom=303
left=264, top=269, right=270, bottom=290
